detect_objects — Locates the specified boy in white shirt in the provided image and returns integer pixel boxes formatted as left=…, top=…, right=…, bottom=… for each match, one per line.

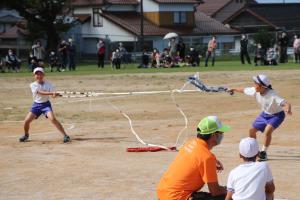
left=19, top=67, right=71, bottom=143
left=226, top=137, right=275, bottom=200
left=229, top=75, right=292, bottom=161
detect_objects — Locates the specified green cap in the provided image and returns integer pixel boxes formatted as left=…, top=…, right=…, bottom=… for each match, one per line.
left=197, top=116, right=231, bottom=135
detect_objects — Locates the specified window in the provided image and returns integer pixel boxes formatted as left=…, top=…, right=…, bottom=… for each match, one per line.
left=93, top=8, right=103, bottom=27
left=173, top=12, right=187, bottom=25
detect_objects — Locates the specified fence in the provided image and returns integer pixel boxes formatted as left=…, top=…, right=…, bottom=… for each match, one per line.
left=1, top=30, right=299, bottom=62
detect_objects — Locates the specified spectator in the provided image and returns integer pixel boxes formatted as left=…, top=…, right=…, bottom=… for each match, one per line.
left=111, top=51, right=116, bottom=69
left=140, top=50, right=150, bottom=68
left=118, top=42, right=128, bottom=63
left=177, top=38, right=186, bottom=60
left=57, top=40, right=68, bottom=71
left=32, top=40, right=45, bottom=61
left=168, top=37, right=177, bottom=59
left=28, top=52, right=37, bottom=72
left=155, top=50, right=161, bottom=67
left=67, top=38, right=76, bottom=71
left=114, top=49, right=122, bottom=69
left=157, top=116, right=230, bottom=200
left=97, top=38, right=105, bottom=68
left=164, top=55, right=174, bottom=68
left=187, top=47, right=200, bottom=67
left=266, top=47, right=278, bottom=66
left=37, top=60, right=45, bottom=68
left=5, top=49, right=21, bottom=72
left=151, top=48, right=160, bottom=68
left=240, top=34, right=251, bottom=64
left=205, top=36, right=217, bottom=67
left=49, top=51, right=60, bottom=72
left=0, top=58, right=5, bottom=73
left=160, top=48, right=169, bottom=63
left=254, top=43, right=266, bottom=66
left=293, top=34, right=300, bottom=63
left=278, top=32, right=289, bottom=63
left=226, top=137, right=275, bottom=200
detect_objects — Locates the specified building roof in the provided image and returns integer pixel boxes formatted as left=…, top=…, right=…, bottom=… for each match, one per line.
left=71, top=0, right=138, bottom=6
left=73, top=14, right=91, bottom=23
left=105, top=0, right=138, bottom=5
left=71, top=0, right=201, bottom=7
left=153, top=0, right=201, bottom=4
left=225, top=3, right=300, bottom=31
left=199, top=0, right=232, bottom=16
left=198, top=0, right=257, bottom=19
left=100, top=11, right=236, bottom=36
left=71, top=0, right=104, bottom=6
left=0, top=9, right=22, bottom=23
left=248, top=3, right=300, bottom=30
left=0, top=25, right=27, bottom=39
left=194, top=10, right=237, bottom=34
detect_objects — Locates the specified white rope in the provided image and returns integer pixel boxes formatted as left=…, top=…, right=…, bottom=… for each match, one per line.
left=56, top=73, right=228, bottom=150
left=106, top=100, right=170, bottom=150
left=171, top=81, right=191, bottom=148
left=103, top=80, right=193, bottom=150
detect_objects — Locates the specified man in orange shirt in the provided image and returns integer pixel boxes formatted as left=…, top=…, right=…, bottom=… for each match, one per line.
left=157, top=116, right=230, bottom=200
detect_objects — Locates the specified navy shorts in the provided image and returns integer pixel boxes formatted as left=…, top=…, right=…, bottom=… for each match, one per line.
left=30, top=101, right=52, bottom=118
left=252, top=111, right=285, bottom=132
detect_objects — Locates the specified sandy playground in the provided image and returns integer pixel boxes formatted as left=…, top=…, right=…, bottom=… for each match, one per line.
left=0, top=70, right=299, bottom=200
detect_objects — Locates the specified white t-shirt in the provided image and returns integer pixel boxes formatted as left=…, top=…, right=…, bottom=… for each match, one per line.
left=227, top=162, right=273, bottom=200
left=244, top=87, right=285, bottom=114
left=30, top=80, right=54, bottom=103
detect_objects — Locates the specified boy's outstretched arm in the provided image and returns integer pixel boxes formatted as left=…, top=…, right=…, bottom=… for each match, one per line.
left=37, top=90, right=59, bottom=98
left=228, top=88, right=245, bottom=95
left=282, top=102, right=292, bottom=115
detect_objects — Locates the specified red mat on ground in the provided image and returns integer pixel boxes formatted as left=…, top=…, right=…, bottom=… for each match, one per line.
left=127, top=146, right=177, bottom=152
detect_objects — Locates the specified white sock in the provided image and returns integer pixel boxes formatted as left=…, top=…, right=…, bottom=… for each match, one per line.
left=261, top=145, right=268, bottom=152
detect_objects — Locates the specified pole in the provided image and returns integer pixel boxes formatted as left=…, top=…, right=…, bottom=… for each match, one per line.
left=140, top=0, right=144, bottom=51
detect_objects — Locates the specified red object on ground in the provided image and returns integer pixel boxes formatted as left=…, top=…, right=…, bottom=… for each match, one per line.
left=126, top=146, right=177, bottom=152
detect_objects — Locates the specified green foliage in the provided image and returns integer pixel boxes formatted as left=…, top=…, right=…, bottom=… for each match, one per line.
left=1, top=0, right=73, bottom=50
left=0, top=60, right=299, bottom=78
left=252, top=29, right=275, bottom=49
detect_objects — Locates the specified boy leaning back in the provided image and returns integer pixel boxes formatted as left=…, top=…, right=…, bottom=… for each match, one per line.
left=19, top=67, right=71, bottom=143
left=229, top=74, right=292, bottom=161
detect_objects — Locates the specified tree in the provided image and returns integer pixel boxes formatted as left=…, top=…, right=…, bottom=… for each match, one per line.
left=0, top=0, right=73, bottom=51
left=252, top=28, right=275, bottom=50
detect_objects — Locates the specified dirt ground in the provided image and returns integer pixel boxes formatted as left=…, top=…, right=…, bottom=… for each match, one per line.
left=0, top=70, right=299, bottom=200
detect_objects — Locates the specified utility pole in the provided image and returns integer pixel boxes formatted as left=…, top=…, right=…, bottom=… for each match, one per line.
left=140, top=0, right=144, bottom=51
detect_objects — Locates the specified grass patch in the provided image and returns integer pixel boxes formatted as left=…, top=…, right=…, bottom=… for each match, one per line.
left=1, top=60, right=300, bottom=77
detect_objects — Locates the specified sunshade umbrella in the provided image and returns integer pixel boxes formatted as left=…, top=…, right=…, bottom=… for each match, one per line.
left=163, top=32, right=179, bottom=39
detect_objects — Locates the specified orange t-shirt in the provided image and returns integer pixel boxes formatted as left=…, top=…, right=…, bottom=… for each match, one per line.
left=157, top=138, right=218, bottom=200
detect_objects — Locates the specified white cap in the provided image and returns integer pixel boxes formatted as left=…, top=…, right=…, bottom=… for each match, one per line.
left=252, top=74, right=271, bottom=88
left=33, top=67, right=44, bottom=74
left=239, top=137, right=259, bottom=158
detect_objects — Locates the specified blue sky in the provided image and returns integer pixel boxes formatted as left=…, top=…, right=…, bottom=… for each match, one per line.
left=256, top=0, right=300, bottom=2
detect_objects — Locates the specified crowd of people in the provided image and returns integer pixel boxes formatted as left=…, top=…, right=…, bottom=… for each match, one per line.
left=0, top=38, right=76, bottom=73
left=139, top=36, right=218, bottom=68
left=1, top=32, right=300, bottom=73
left=97, top=39, right=131, bottom=70
left=243, top=32, right=300, bottom=66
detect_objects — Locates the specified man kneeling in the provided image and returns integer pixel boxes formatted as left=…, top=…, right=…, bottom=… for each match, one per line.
left=226, top=137, right=275, bottom=200
left=157, top=116, right=230, bottom=200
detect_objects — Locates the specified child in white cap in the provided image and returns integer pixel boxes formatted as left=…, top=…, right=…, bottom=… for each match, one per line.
left=19, top=67, right=71, bottom=143
left=229, top=74, right=292, bottom=161
left=225, top=137, right=275, bottom=200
